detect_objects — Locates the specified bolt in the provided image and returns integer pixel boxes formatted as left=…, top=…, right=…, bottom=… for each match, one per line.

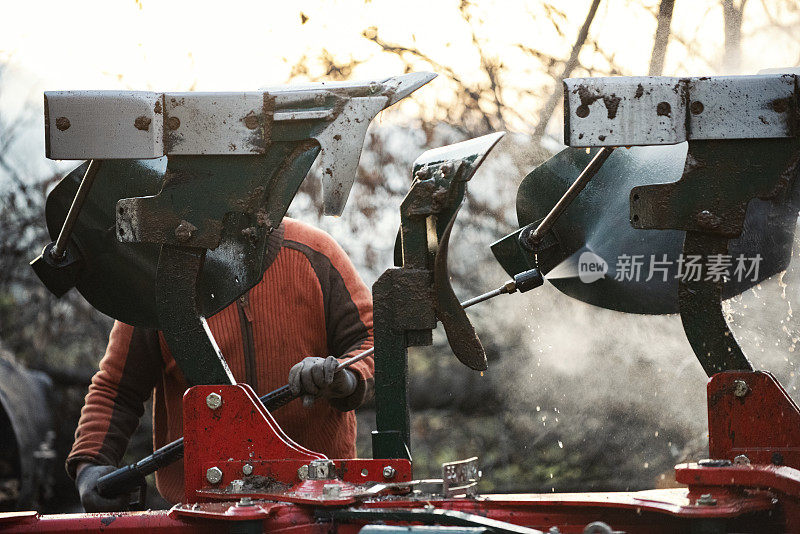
left=322, top=484, right=341, bottom=498
left=134, top=116, right=152, bottom=131
left=55, top=117, right=71, bottom=131
left=690, top=101, right=705, bottom=115
left=696, top=210, right=721, bottom=231
left=230, top=479, right=244, bottom=492
left=242, top=463, right=253, bottom=476
left=243, top=112, right=259, bottom=130
left=733, top=379, right=749, bottom=398
left=696, top=493, right=717, bottom=506
left=238, top=497, right=255, bottom=507
left=297, top=465, right=309, bottom=480
left=206, top=392, right=222, bottom=410
left=734, top=454, right=750, bottom=465
left=167, top=116, right=181, bottom=130
left=174, top=220, right=197, bottom=242
left=582, top=522, right=613, bottom=534
left=369, top=82, right=381, bottom=94
left=206, top=466, right=223, bottom=485
left=382, top=466, right=396, bottom=480
left=698, top=458, right=731, bottom=467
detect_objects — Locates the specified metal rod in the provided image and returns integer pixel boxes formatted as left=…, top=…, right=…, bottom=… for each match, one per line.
left=51, top=160, right=101, bottom=260
left=458, top=287, right=504, bottom=309
left=524, top=147, right=614, bottom=248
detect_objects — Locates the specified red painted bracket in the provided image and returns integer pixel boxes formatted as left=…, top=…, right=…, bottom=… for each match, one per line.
left=183, top=384, right=411, bottom=504
left=707, top=371, right=800, bottom=469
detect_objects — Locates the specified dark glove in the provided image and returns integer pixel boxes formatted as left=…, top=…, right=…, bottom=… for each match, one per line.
left=288, top=356, right=357, bottom=408
left=76, top=464, right=130, bottom=512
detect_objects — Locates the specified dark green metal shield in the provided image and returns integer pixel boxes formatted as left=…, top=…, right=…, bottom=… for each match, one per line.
left=44, top=143, right=320, bottom=328
left=493, top=144, right=799, bottom=314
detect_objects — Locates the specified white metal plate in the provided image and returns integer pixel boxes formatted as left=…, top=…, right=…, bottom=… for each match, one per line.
left=687, top=75, right=795, bottom=140
left=564, top=76, right=687, bottom=147
left=564, top=74, right=797, bottom=147
left=163, top=92, right=270, bottom=155
left=45, top=91, right=164, bottom=159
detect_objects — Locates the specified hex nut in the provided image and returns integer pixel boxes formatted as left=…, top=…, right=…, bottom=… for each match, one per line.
left=733, top=379, right=749, bottom=398
left=308, top=459, right=335, bottom=480
left=734, top=454, right=750, bottom=465
left=242, top=463, right=254, bottom=476
left=206, top=392, right=223, bottom=410
left=206, top=466, right=223, bottom=485
left=382, top=466, right=396, bottom=480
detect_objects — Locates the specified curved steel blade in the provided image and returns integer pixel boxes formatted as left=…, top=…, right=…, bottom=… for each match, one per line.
left=513, top=144, right=800, bottom=314
left=433, top=207, right=488, bottom=371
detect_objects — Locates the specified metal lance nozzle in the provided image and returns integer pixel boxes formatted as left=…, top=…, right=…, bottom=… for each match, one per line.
left=459, top=268, right=544, bottom=308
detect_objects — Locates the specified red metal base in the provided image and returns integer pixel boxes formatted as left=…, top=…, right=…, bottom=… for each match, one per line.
left=183, top=384, right=412, bottom=503
left=708, top=370, right=800, bottom=469
left=5, top=372, right=800, bottom=533
left=0, top=488, right=783, bottom=534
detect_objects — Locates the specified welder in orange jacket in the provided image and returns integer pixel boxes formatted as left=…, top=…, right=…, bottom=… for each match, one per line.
left=67, top=218, right=374, bottom=511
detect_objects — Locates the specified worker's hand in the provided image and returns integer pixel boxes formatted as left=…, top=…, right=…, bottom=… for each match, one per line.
left=76, top=463, right=130, bottom=512
left=288, top=356, right=357, bottom=408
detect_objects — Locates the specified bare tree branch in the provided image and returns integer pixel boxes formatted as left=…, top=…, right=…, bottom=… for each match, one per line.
left=648, top=0, right=675, bottom=75
left=721, top=0, right=749, bottom=73
left=532, top=0, right=603, bottom=140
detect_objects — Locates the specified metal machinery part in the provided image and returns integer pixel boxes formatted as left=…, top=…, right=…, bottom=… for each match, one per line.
left=371, top=132, right=505, bottom=459
left=31, top=73, right=436, bottom=385
left=494, top=73, right=800, bottom=376
left=565, top=74, right=799, bottom=376
left=8, top=73, right=800, bottom=533
left=493, top=143, right=800, bottom=315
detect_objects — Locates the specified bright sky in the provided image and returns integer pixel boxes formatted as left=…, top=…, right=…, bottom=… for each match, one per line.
left=1, top=0, right=799, bottom=133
